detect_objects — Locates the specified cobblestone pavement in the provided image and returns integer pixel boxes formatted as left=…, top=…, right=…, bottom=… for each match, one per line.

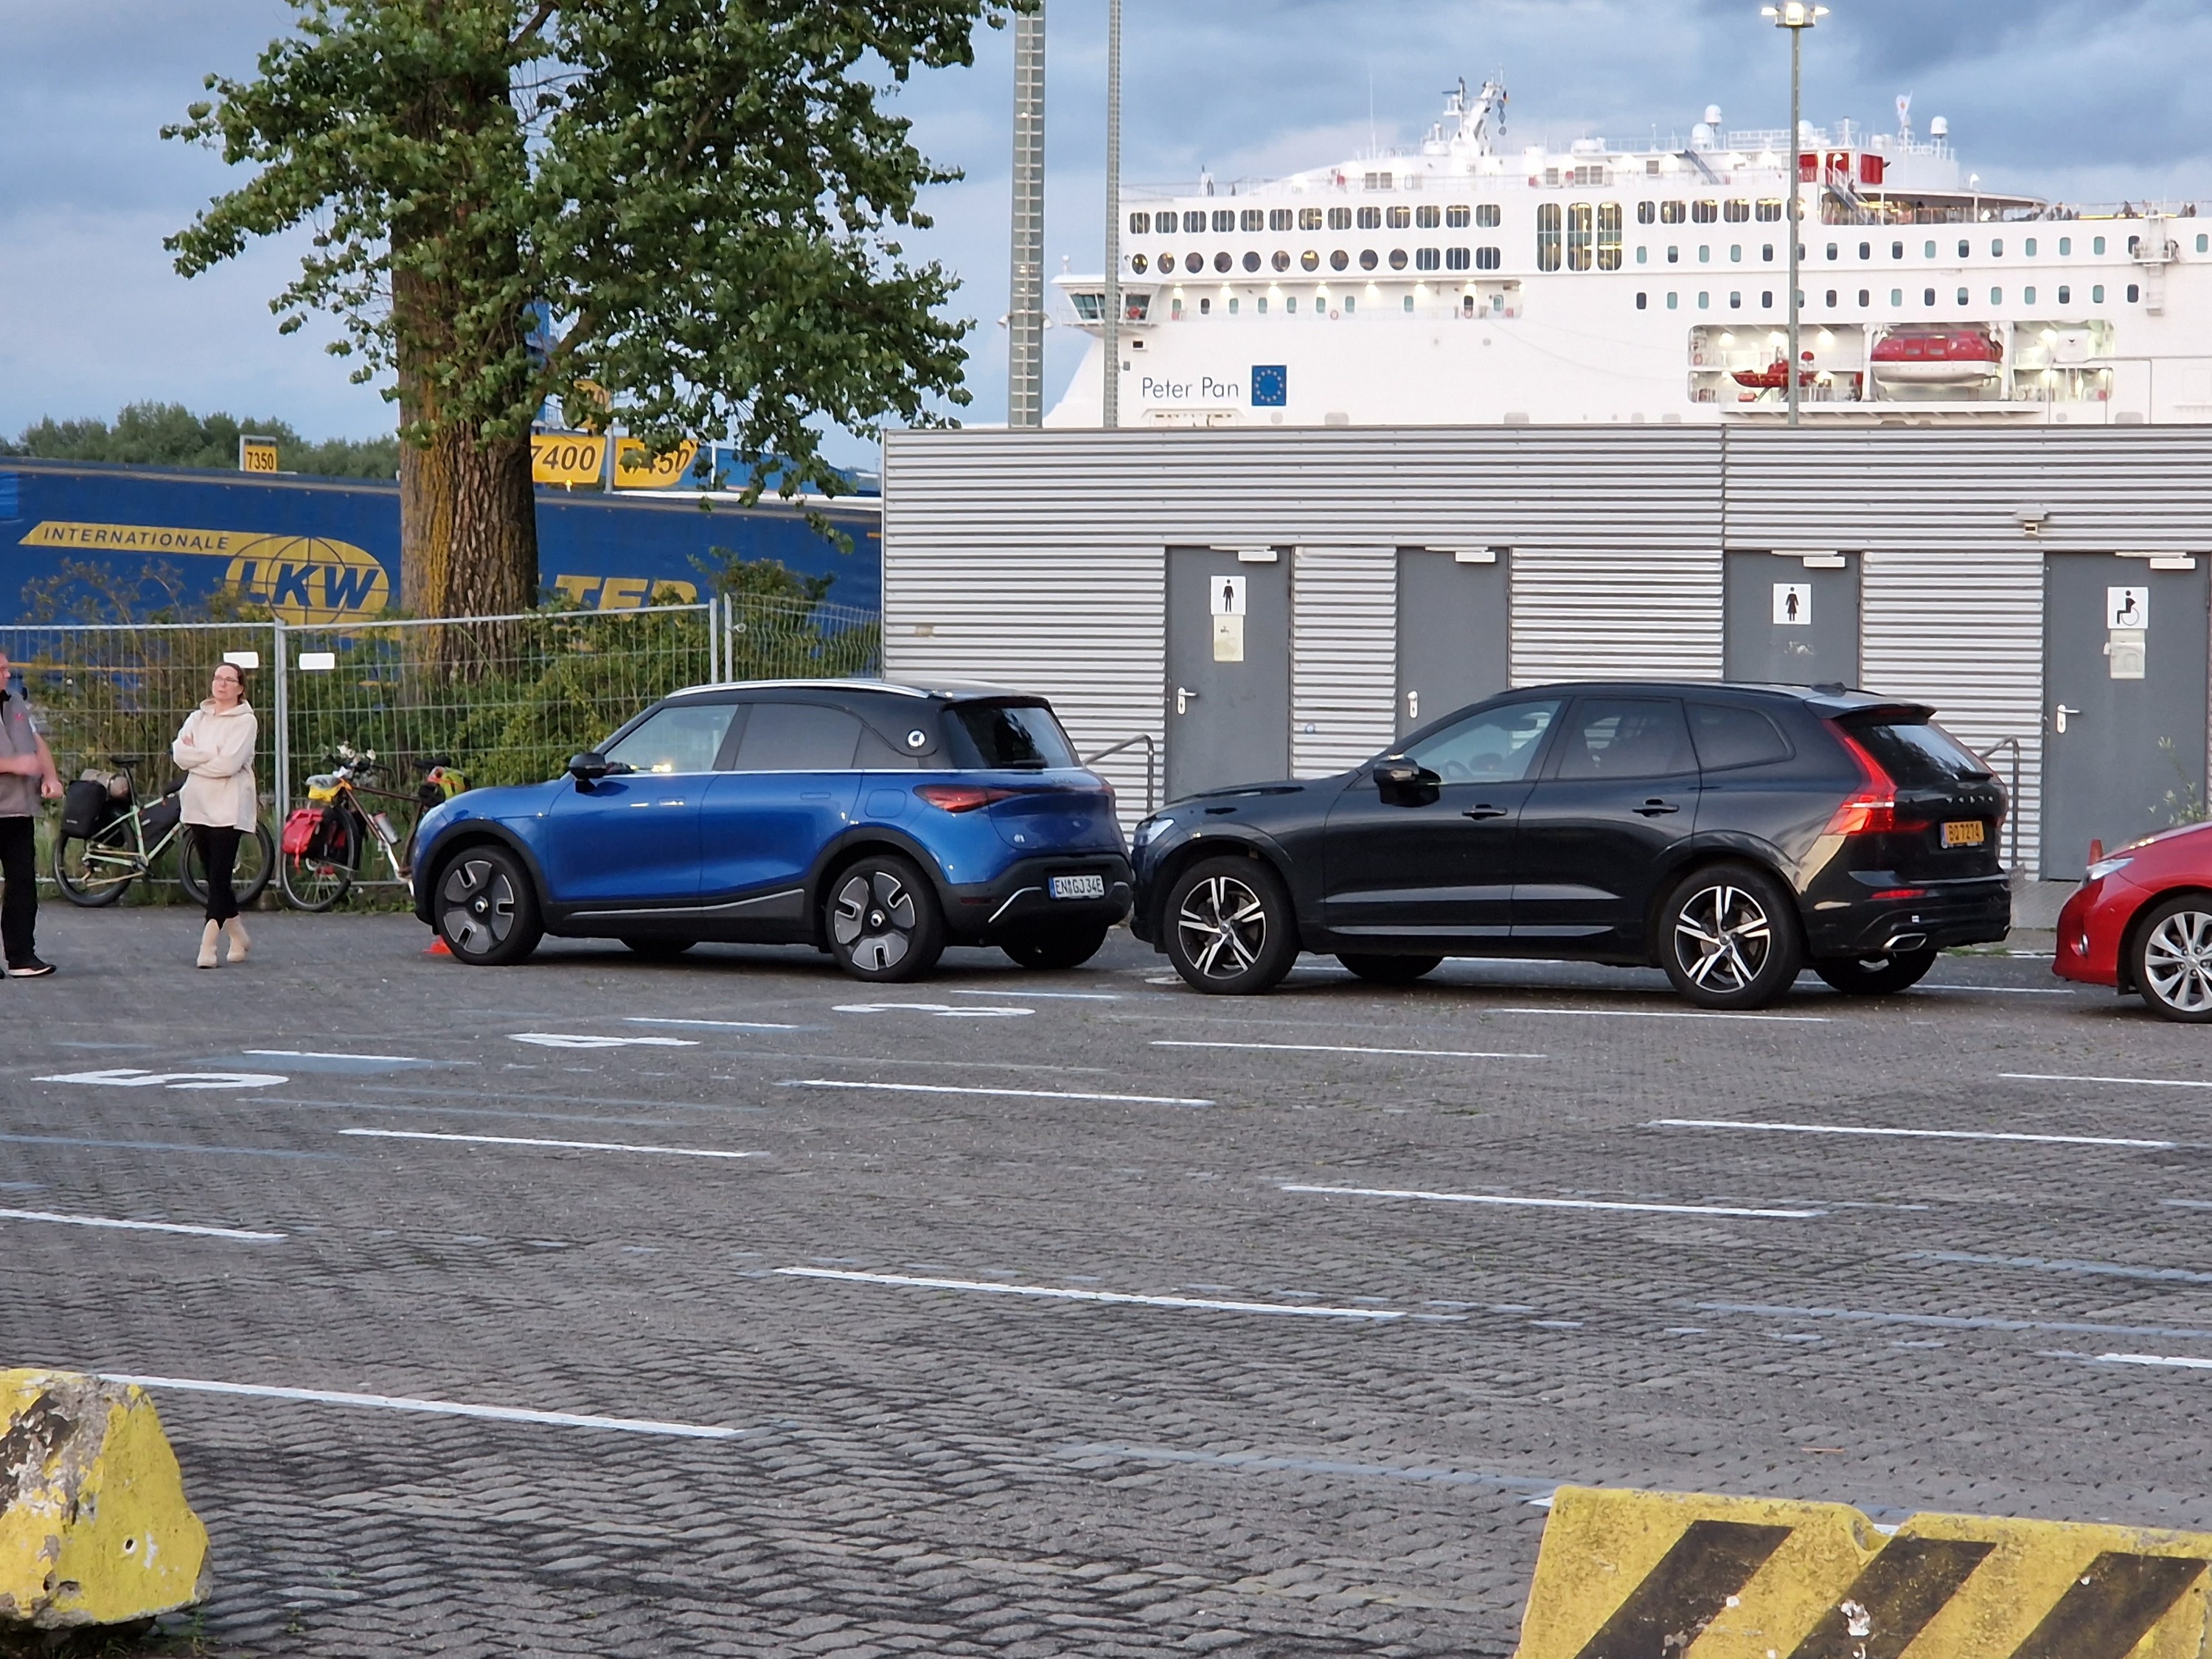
left=5, top=909, right=2208, bottom=1655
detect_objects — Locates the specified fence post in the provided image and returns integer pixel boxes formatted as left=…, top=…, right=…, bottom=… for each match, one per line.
left=708, top=594, right=722, bottom=685
left=271, top=617, right=289, bottom=830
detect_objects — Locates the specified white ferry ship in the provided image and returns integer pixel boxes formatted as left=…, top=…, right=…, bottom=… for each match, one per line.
left=1046, top=80, right=2210, bottom=427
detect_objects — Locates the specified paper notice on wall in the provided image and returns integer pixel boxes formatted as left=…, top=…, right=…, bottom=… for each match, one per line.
left=2108, top=627, right=2147, bottom=680
left=1212, top=613, right=1245, bottom=662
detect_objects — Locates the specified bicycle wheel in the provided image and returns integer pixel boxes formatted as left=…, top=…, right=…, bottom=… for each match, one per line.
left=279, top=813, right=357, bottom=912
left=181, top=823, right=276, bottom=908
left=52, top=819, right=139, bottom=907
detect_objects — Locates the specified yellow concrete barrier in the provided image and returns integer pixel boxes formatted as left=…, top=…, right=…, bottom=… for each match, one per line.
left=1, top=1369, right=209, bottom=1631
left=1515, top=1485, right=2212, bottom=1659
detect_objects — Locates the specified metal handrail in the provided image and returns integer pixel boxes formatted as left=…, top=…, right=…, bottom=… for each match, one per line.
left=1978, top=735, right=2026, bottom=874
left=1082, top=732, right=1157, bottom=815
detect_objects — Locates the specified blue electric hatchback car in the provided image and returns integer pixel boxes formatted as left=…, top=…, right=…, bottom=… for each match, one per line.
left=411, top=680, right=1131, bottom=979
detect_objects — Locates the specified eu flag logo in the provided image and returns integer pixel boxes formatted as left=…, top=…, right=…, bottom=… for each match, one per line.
left=1251, top=365, right=1288, bottom=407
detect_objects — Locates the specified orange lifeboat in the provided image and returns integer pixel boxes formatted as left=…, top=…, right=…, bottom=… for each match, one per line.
left=1871, top=328, right=2002, bottom=386
left=1732, top=352, right=1818, bottom=391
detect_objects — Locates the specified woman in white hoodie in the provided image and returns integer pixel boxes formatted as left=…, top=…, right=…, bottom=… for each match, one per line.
left=172, top=662, right=259, bottom=968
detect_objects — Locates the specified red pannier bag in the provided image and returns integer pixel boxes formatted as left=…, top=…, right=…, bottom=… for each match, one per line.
left=281, top=807, right=324, bottom=858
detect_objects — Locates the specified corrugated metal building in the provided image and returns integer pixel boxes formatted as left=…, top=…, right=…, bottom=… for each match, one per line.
left=883, top=426, right=2212, bottom=880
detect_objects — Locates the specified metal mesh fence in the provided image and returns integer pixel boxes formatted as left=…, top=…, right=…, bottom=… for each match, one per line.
left=723, top=595, right=881, bottom=681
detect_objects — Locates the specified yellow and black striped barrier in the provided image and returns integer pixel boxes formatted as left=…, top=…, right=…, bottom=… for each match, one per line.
left=1516, top=1486, right=2212, bottom=1658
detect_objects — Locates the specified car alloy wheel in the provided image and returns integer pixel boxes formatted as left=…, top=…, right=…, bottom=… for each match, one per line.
left=1179, top=872, right=1269, bottom=981
left=1660, top=862, right=1802, bottom=1009
left=435, top=848, right=542, bottom=966
left=827, top=855, right=945, bottom=982
left=2137, top=900, right=2212, bottom=1022
left=1164, top=855, right=1297, bottom=995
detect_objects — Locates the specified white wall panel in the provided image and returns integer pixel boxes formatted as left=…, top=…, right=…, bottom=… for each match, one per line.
left=1292, top=545, right=1394, bottom=776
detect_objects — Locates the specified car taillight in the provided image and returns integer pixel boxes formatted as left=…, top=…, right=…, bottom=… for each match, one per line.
left=1824, top=730, right=1927, bottom=836
left=914, top=784, right=1020, bottom=813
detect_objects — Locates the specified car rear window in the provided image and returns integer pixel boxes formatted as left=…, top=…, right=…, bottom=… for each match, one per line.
left=1843, top=717, right=1992, bottom=787
left=1688, top=702, right=1793, bottom=771
left=946, top=702, right=1079, bottom=770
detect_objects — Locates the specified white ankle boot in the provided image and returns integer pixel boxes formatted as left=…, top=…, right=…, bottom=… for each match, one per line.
left=223, top=917, right=250, bottom=964
left=197, top=921, right=220, bottom=969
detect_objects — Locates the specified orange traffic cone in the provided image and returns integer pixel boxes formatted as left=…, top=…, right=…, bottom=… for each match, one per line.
left=424, top=936, right=452, bottom=957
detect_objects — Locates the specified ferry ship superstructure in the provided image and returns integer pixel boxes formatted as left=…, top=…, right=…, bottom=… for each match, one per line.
left=1046, top=80, right=2211, bottom=427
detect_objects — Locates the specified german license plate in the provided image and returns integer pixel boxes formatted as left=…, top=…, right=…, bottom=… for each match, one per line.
left=1941, top=819, right=1986, bottom=848
left=1050, top=874, right=1106, bottom=900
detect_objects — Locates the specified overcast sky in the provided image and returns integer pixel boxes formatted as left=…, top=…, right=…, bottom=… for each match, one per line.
left=1, top=1, right=2204, bottom=465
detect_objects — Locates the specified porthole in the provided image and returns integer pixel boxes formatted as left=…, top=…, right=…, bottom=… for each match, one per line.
left=1272, top=249, right=1291, bottom=272
left=1388, top=248, right=1408, bottom=270
left=1359, top=248, right=1379, bottom=271
left=1301, top=248, right=1320, bottom=271
left=1130, top=253, right=1148, bottom=274
left=1214, top=251, right=1232, bottom=274
left=1242, top=251, right=1262, bottom=273
left=1330, top=249, right=1349, bottom=271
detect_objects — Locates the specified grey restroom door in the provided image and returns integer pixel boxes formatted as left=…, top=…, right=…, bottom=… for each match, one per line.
left=1396, top=548, right=1512, bottom=737
left=1164, top=546, right=1291, bottom=799
left=1723, top=551, right=1860, bottom=685
left=2042, top=553, right=2210, bottom=878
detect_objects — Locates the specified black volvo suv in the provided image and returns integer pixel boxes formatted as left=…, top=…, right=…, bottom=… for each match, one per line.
left=1130, top=683, right=2011, bottom=1009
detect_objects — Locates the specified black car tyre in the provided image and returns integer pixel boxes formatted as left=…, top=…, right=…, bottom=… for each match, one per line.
left=1165, top=856, right=1298, bottom=995
left=827, top=855, right=945, bottom=982
left=433, top=846, right=543, bottom=966
left=2132, top=895, right=2212, bottom=1023
left=622, top=936, right=698, bottom=961
left=1003, top=927, right=1110, bottom=970
left=1658, top=862, right=1803, bottom=1009
left=1812, top=949, right=1937, bottom=996
left=1338, top=953, right=1444, bottom=985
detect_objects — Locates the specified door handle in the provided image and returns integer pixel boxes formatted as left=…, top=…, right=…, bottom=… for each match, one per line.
left=1461, top=804, right=1508, bottom=821
left=1406, top=689, right=1419, bottom=722
left=1633, top=799, right=1681, bottom=817
left=1176, top=686, right=1200, bottom=715
left=2053, top=703, right=2080, bottom=734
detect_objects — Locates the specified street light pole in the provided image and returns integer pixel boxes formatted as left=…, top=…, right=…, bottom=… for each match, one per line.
left=1007, top=2, right=1046, bottom=428
left=1764, top=2, right=1826, bottom=428
left=1102, top=0, right=1122, bottom=429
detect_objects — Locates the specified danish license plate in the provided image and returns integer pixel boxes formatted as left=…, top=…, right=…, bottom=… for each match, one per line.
left=1050, top=874, right=1107, bottom=900
left=1941, top=819, right=1986, bottom=849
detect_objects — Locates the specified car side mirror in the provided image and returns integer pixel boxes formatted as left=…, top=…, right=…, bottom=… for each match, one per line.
left=567, top=751, right=611, bottom=787
left=1374, top=759, right=1440, bottom=807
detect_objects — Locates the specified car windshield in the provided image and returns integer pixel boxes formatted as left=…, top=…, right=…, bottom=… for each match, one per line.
left=947, top=702, right=1079, bottom=769
left=1846, top=717, right=1992, bottom=787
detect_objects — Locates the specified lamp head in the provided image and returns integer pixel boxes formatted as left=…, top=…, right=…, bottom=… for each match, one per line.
left=1763, top=2, right=1827, bottom=24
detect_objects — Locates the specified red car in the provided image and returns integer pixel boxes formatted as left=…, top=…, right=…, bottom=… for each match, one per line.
left=2055, top=823, right=2212, bottom=1020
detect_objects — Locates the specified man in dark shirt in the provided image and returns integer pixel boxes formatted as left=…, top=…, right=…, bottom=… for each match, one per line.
left=0, top=649, right=64, bottom=976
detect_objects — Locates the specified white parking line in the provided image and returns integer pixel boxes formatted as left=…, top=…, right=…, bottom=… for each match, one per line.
left=510, top=1033, right=698, bottom=1049
left=2003, top=1071, right=2212, bottom=1092
left=782, top=1078, right=1214, bottom=1107
left=1495, top=1006, right=1831, bottom=1023
left=0, top=1207, right=283, bottom=1242
left=2100, top=1354, right=2212, bottom=1372
left=1652, top=1116, right=2174, bottom=1150
left=338, top=1129, right=761, bottom=1160
left=37, top=1068, right=289, bottom=1090
left=624, top=1018, right=801, bottom=1032
left=777, top=1266, right=1405, bottom=1320
left=100, top=1374, right=744, bottom=1439
left=832, top=1002, right=1034, bottom=1018
left=949, top=987, right=1120, bottom=1001
left=246, top=1049, right=428, bottom=1062
left=1154, top=1039, right=1545, bottom=1060
left=1283, top=1183, right=1822, bottom=1220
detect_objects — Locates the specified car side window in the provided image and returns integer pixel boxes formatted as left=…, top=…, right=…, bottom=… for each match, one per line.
left=856, top=726, right=922, bottom=770
left=1688, top=702, right=1794, bottom=771
left=602, top=703, right=737, bottom=775
left=726, top=702, right=863, bottom=771
left=1552, top=698, right=1696, bottom=780
left=1402, top=699, right=1560, bottom=783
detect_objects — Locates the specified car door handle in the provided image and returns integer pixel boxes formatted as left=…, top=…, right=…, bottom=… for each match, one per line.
left=1461, top=804, right=1509, bottom=821
left=1633, top=799, right=1682, bottom=816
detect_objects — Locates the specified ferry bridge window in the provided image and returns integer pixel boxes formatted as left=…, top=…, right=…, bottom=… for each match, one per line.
left=1477, top=204, right=1501, bottom=227
left=1956, top=286, right=1969, bottom=303
left=1666, top=291, right=1679, bottom=309
left=1416, top=248, right=1441, bottom=271
left=1824, top=288, right=1837, bottom=306
left=1731, top=291, right=1743, bottom=309
left=1129, top=212, right=1150, bottom=234
left=1445, top=247, right=1472, bottom=270
left=1228, top=298, right=1239, bottom=313
left=2025, top=237, right=2038, bottom=255
left=1859, top=242, right=1871, bottom=260
left=1357, top=206, right=1382, bottom=229
left=2129, top=283, right=2140, bottom=303
left=1730, top=245, right=1742, bottom=262
left=1992, top=287, right=2003, bottom=305
left=1476, top=246, right=1502, bottom=269
left=2093, top=236, right=2107, bottom=255
left=1636, top=246, right=1648, bottom=264
left=1826, top=242, right=1837, bottom=260
left=1388, top=248, right=1410, bottom=270
left=1256, top=296, right=1267, bottom=314
left=1300, top=207, right=1324, bottom=230
left=1387, top=205, right=1413, bottom=229
left=1243, top=251, right=1262, bottom=271
left=1725, top=199, right=1750, bottom=223
left=1402, top=294, right=1415, bottom=312
left=1635, top=292, right=1647, bottom=309
left=2058, top=284, right=2070, bottom=304
left=1328, top=207, right=1353, bottom=230
left=1416, top=205, right=1441, bottom=229
left=1667, top=245, right=1680, bottom=264
left=1893, top=241, right=1905, bottom=259
left=2200, top=234, right=2209, bottom=254
left=1215, top=251, right=1233, bottom=272
left=1131, top=254, right=1149, bottom=274
left=1763, top=290, right=1775, bottom=307
left=1160, top=220, right=1176, bottom=240
left=2093, top=283, right=2106, bottom=303
left=1598, top=204, right=1623, bottom=270
left=1184, top=210, right=1206, bottom=233
left=1924, top=240, right=1936, bottom=258
left=1343, top=294, right=1356, bottom=313
left=1568, top=203, right=1594, bottom=271
left=1446, top=204, right=1471, bottom=228
left=1958, top=239, right=1971, bottom=258
left=1692, top=200, right=1719, bottom=223
left=1756, top=199, right=1784, bottom=222
left=1170, top=296, right=1183, bottom=319
left=1269, top=209, right=1293, bottom=231
left=1891, top=288, right=1903, bottom=305
left=2058, top=236, right=2072, bottom=254
left=2023, top=285, right=2037, bottom=304
left=1286, top=296, right=1298, bottom=313
left=1242, top=209, right=1264, bottom=232
left=1697, top=245, right=1711, bottom=263
left=1273, top=250, right=1291, bottom=271
left=1301, top=248, right=1320, bottom=271
left=1198, top=296, right=1211, bottom=314
left=1660, top=201, right=1687, bottom=224
left=1359, top=248, right=1379, bottom=271
left=1992, top=239, right=2004, bottom=257
left=1464, top=293, right=1477, bottom=316
left=1697, top=291, right=1710, bottom=309
left=1213, top=209, right=1235, bottom=232
left=1331, top=248, right=1350, bottom=270
left=1638, top=201, right=1658, bottom=225
left=1923, top=287, right=1936, bottom=306
left=1363, top=171, right=1394, bottom=189
left=1537, top=202, right=1563, bottom=271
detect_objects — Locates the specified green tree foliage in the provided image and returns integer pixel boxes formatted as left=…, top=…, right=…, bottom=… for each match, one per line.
left=1, top=401, right=399, bottom=479
left=164, top=0, right=1007, bottom=621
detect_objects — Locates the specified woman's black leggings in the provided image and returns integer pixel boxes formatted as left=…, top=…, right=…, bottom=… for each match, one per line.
left=195, top=824, right=241, bottom=923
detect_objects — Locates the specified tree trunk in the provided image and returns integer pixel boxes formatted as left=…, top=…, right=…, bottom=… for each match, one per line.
left=397, top=416, right=537, bottom=620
